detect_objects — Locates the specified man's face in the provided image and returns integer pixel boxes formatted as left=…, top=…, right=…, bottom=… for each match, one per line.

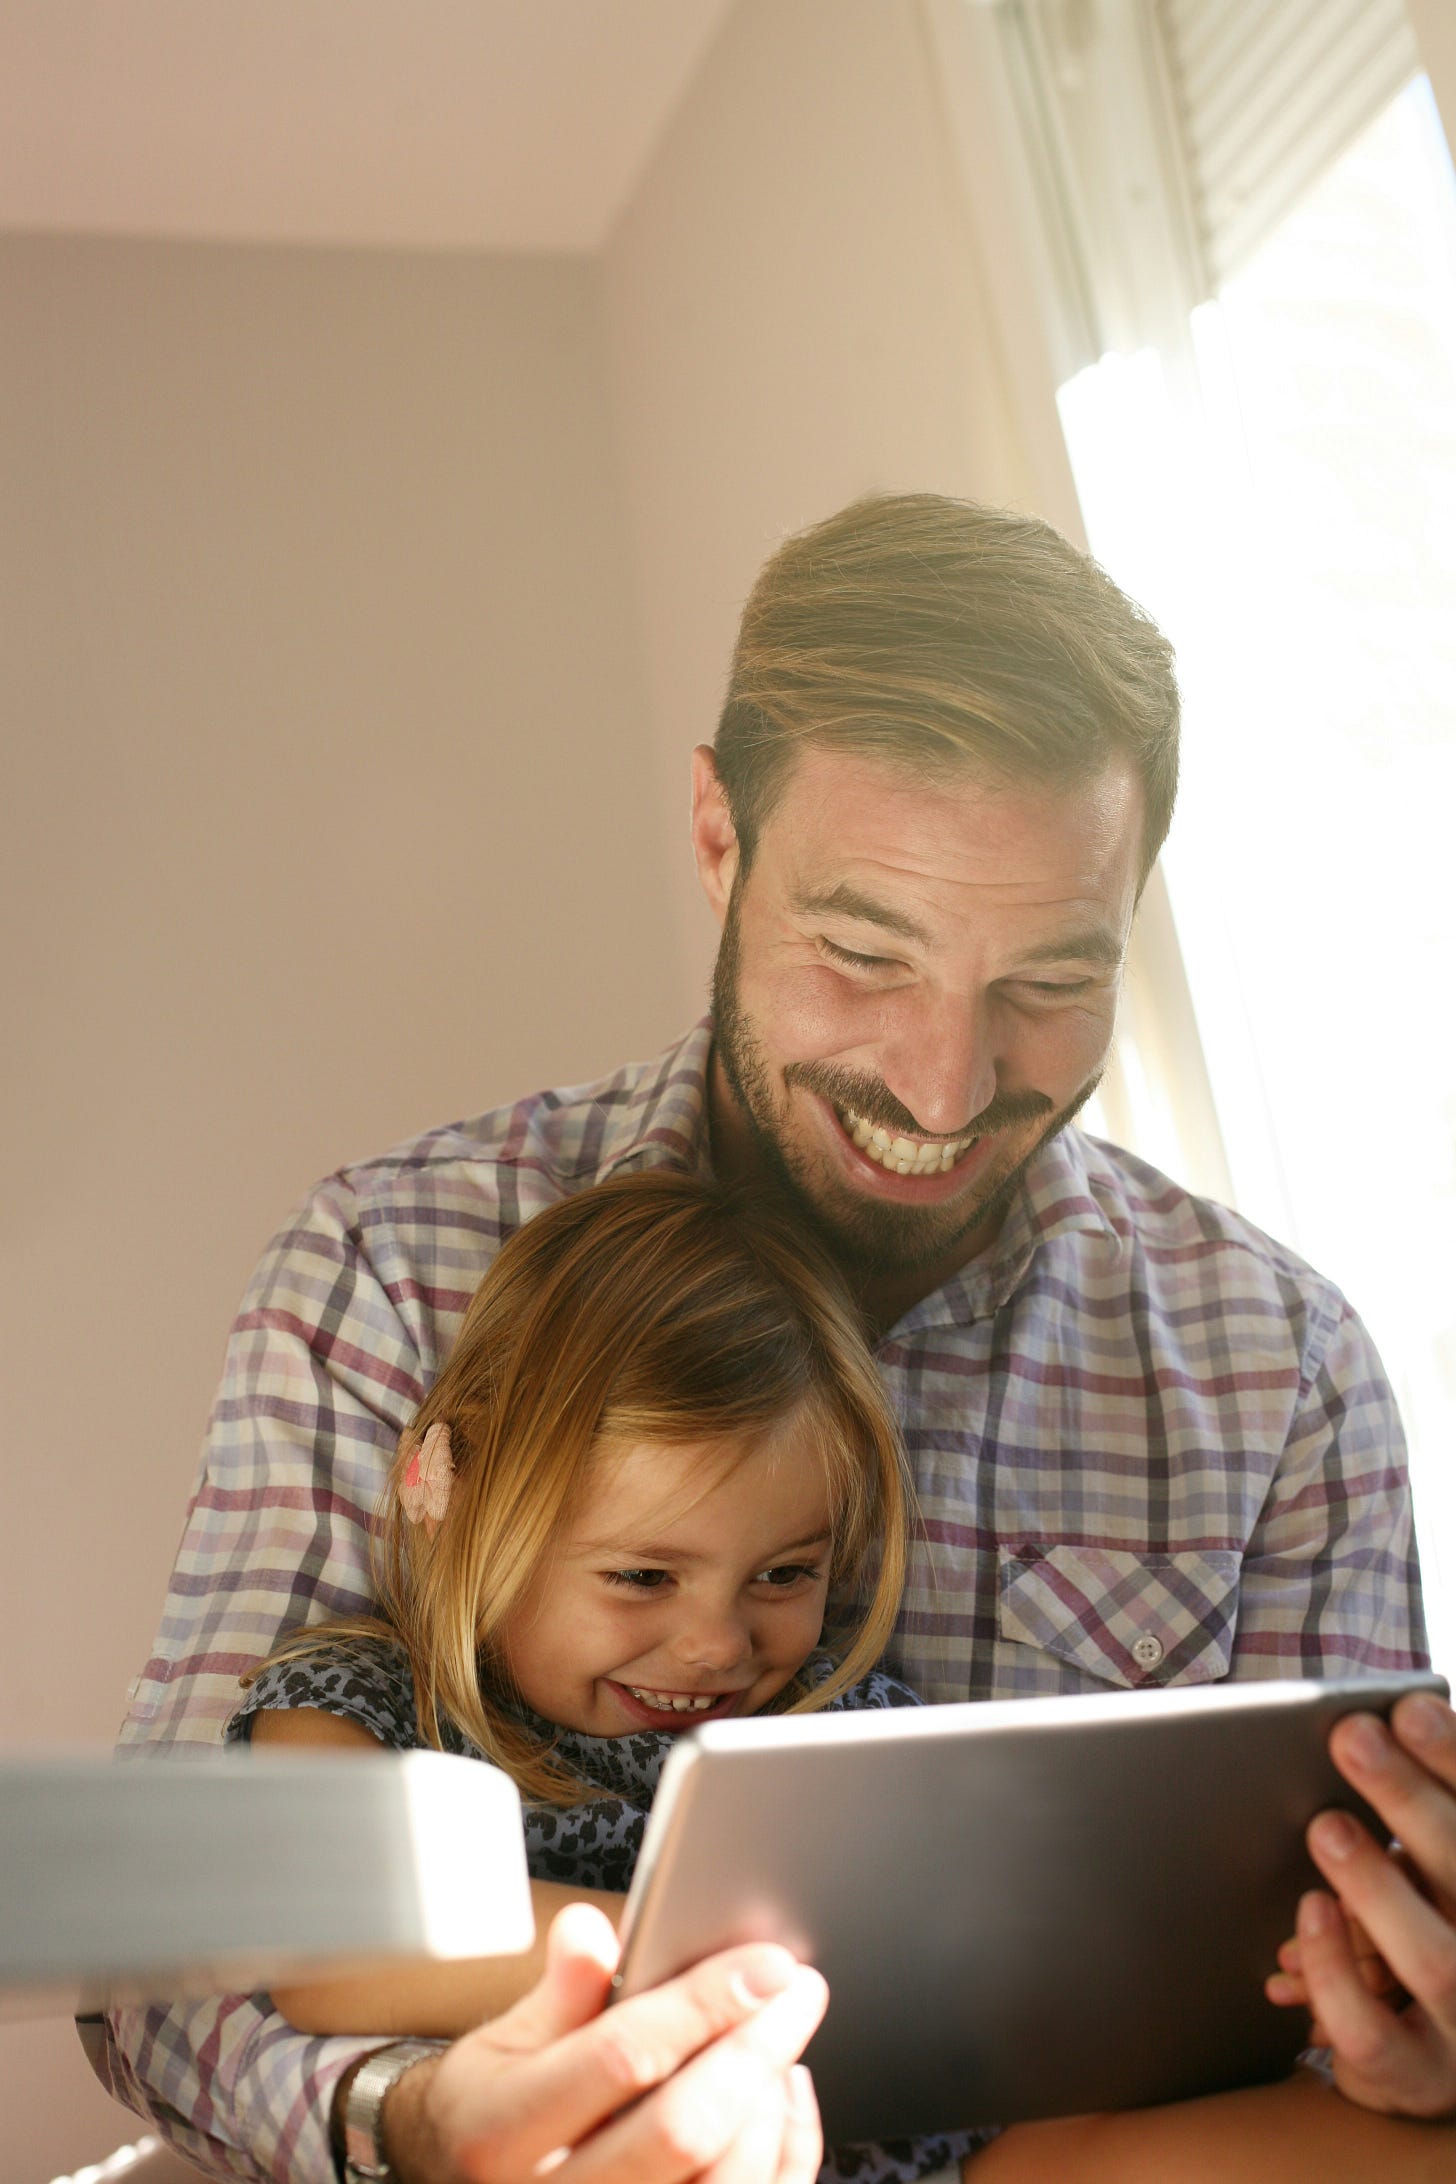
left=695, top=743, right=1145, bottom=1294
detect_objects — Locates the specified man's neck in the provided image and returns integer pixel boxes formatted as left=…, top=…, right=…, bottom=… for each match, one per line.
left=704, top=1049, right=1006, bottom=1339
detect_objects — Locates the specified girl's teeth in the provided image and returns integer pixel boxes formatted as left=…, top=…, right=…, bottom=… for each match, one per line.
left=628, top=1688, right=716, bottom=1713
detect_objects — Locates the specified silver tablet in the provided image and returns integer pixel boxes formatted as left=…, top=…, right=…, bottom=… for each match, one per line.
left=614, top=1671, right=1447, bottom=2140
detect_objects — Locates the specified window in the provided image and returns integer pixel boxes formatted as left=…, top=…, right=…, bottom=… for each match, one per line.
left=1056, top=69, right=1456, bottom=1672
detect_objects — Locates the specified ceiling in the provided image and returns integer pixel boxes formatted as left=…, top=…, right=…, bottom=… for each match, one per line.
left=0, top=0, right=733, bottom=254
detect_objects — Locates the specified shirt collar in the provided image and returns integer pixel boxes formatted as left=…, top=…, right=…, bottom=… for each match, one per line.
left=892, top=1123, right=1125, bottom=1335
left=593, top=1018, right=715, bottom=1181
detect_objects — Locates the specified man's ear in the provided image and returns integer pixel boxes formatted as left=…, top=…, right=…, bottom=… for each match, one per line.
left=690, top=746, right=739, bottom=928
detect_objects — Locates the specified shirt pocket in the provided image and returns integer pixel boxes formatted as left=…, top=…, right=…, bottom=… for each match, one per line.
left=997, top=1543, right=1243, bottom=1689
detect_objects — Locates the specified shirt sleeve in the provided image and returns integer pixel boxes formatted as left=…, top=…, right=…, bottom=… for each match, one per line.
left=121, top=1175, right=426, bottom=1749
left=226, top=1643, right=420, bottom=1751
left=1231, top=1298, right=1429, bottom=1676
left=98, top=1180, right=430, bottom=2183
left=101, top=1996, right=379, bottom=2184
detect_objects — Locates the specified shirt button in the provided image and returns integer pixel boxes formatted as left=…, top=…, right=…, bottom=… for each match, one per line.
left=1132, top=1633, right=1165, bottom=1670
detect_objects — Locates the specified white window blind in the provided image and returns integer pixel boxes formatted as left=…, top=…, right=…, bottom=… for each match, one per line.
left=1160, top=0, right=1422, bottom=288
left=987, top=0, right=1423, bottom=361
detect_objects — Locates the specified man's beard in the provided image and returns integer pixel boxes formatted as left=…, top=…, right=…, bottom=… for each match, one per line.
left=710, top=887, right=1100, bottom=1286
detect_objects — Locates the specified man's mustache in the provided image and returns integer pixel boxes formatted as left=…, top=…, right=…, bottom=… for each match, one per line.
left=783, top=1061, right=1055, bottom=1142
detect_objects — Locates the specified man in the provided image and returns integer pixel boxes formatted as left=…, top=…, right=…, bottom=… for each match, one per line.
left=101, top=495, right=1455, bottom=2180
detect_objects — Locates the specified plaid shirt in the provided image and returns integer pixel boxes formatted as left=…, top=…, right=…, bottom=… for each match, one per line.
left=101, top=1021, right=1426, bottom=2182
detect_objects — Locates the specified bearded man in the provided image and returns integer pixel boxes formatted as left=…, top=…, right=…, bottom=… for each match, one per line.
left=99, top=496, right=1456, bottom=2184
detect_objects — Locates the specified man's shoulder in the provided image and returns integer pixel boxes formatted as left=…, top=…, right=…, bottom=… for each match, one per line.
left=1069, top=1127, right=1348, bottom=1330
left=294, top=1025, right=712, bottom=1234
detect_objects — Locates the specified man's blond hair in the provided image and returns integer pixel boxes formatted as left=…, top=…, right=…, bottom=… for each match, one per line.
left=716, top=493, right=1179, bottom=879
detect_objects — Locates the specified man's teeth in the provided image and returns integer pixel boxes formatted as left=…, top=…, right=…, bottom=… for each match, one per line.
left=627, top=1688, right=719, bottom=1713
left=838, top=1107, right=977, bottom=1176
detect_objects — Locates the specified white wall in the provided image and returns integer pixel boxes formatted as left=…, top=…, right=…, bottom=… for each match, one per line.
left=0, top=232, right=679, bottom=2176
left=601, top=0, right=1050, bottom=993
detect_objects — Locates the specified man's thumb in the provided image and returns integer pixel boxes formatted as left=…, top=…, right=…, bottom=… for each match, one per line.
left=489, top=1903, right=620, bottom=2052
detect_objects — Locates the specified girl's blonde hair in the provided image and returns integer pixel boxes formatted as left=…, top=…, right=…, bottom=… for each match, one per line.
left=253, top=1170, right=911, bottom=1804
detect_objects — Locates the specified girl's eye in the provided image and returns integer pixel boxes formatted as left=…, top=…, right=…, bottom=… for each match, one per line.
left=754, top=1563, right=824, bottom=1589
left=604, top=1568, right=672, bottom=1591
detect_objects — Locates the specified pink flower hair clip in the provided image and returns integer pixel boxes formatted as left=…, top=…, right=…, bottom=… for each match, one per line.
left=400, top=1420, right=454, bottom=1540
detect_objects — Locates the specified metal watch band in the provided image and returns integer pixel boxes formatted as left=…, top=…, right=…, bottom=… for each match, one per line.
left=341, top=2038, right=444, bottom=2182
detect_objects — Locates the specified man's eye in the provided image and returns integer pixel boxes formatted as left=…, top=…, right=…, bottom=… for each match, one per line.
left=819, top=937, right=892, bottom=972
left=1016, top=978, right=1095, bottom=999
left=604, top=1568, right=671, bottom=1591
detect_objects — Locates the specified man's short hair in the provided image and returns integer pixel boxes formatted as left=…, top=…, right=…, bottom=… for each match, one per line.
left=714, top=493, right=1179, bottom=881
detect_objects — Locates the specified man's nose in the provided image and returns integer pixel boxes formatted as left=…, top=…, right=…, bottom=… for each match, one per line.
left=881, top=996, right=998, bottom=1138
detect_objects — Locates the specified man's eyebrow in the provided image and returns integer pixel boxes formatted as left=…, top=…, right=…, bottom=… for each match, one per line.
left=1018, top=927, right=1126, bottom=969
left=791, top=882, right=933, bottom=946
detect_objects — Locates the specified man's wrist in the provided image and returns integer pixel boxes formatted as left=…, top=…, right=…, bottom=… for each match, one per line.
left=380, top=2047, right=449, bottom=2184
left=330, top=2041, right=447, bottom=2184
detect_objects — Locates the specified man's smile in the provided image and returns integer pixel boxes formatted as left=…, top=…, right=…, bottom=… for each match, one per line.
left=831, top=1099, right=981, bottom=1176
left=808, top=1090, right=1004, bottom=1209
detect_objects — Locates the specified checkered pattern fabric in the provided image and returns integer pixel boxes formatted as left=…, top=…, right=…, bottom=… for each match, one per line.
left=101, top=1021, right=1426, bottom=2181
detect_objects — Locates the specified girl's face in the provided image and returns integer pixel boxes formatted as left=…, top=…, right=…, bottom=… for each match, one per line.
left=498, top=1425, right=836, bottom=1736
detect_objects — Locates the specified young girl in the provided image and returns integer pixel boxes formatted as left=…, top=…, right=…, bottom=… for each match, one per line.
left=228, top=1169, right=985, bottom=2184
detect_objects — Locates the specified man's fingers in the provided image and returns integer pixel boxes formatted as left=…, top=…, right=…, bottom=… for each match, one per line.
left=483, top=1903, right=620, bottom=2059
left=686, top=2060, right=820, bottom=2184
left=445, top=1944, right=811, bottom=2177
left=1307, top=1804, right=1456, bottom=2034
left=775, top=2067, right=824, bottom=2184
left=1295, top=1889, right=1392, bottom=2054
left=1391, top=1695, right=1456, bottom=1792
left=1292, top=1886, right=1456, bottom=2113
left=555, top=1965, right=830, bottom=2184
left=1328, top=1711, right=1456, bottom=1922
left=1269, top=1908, right=1396, bottom=2006
left=692, top=2078, right=788, bottom=2184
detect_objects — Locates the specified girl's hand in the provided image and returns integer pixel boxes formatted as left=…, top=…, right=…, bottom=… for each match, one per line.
left=1278, top=1693, right=1456, bottom=2118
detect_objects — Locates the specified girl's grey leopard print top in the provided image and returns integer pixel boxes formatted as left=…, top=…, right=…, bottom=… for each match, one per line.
left=228, top=1643, right=997, bottom=2183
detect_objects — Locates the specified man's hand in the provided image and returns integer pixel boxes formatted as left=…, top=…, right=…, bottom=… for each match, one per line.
left=1268, top=1691, right=1456, bottom=2119
left=382, top=1902, right=828, bottom=2182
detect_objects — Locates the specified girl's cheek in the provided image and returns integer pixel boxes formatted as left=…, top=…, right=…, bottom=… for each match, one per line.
left=597, top=1594, right=665, bottom=1648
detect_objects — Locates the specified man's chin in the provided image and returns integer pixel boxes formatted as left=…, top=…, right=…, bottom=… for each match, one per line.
left=779, top=1154, right=1025, bottom=1284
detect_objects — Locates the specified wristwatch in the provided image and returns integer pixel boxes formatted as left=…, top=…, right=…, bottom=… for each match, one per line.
left=337, top=2038, right=443, bottom=2182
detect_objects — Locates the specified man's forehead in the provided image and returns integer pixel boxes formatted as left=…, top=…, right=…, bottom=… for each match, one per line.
left=761, top=743, right=1146, bottom=901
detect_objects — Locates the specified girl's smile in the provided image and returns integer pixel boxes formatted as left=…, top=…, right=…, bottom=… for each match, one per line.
left=499, top=1425, right=835, bottom=1738
left=605, top=1681, right=752, bottom=1730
